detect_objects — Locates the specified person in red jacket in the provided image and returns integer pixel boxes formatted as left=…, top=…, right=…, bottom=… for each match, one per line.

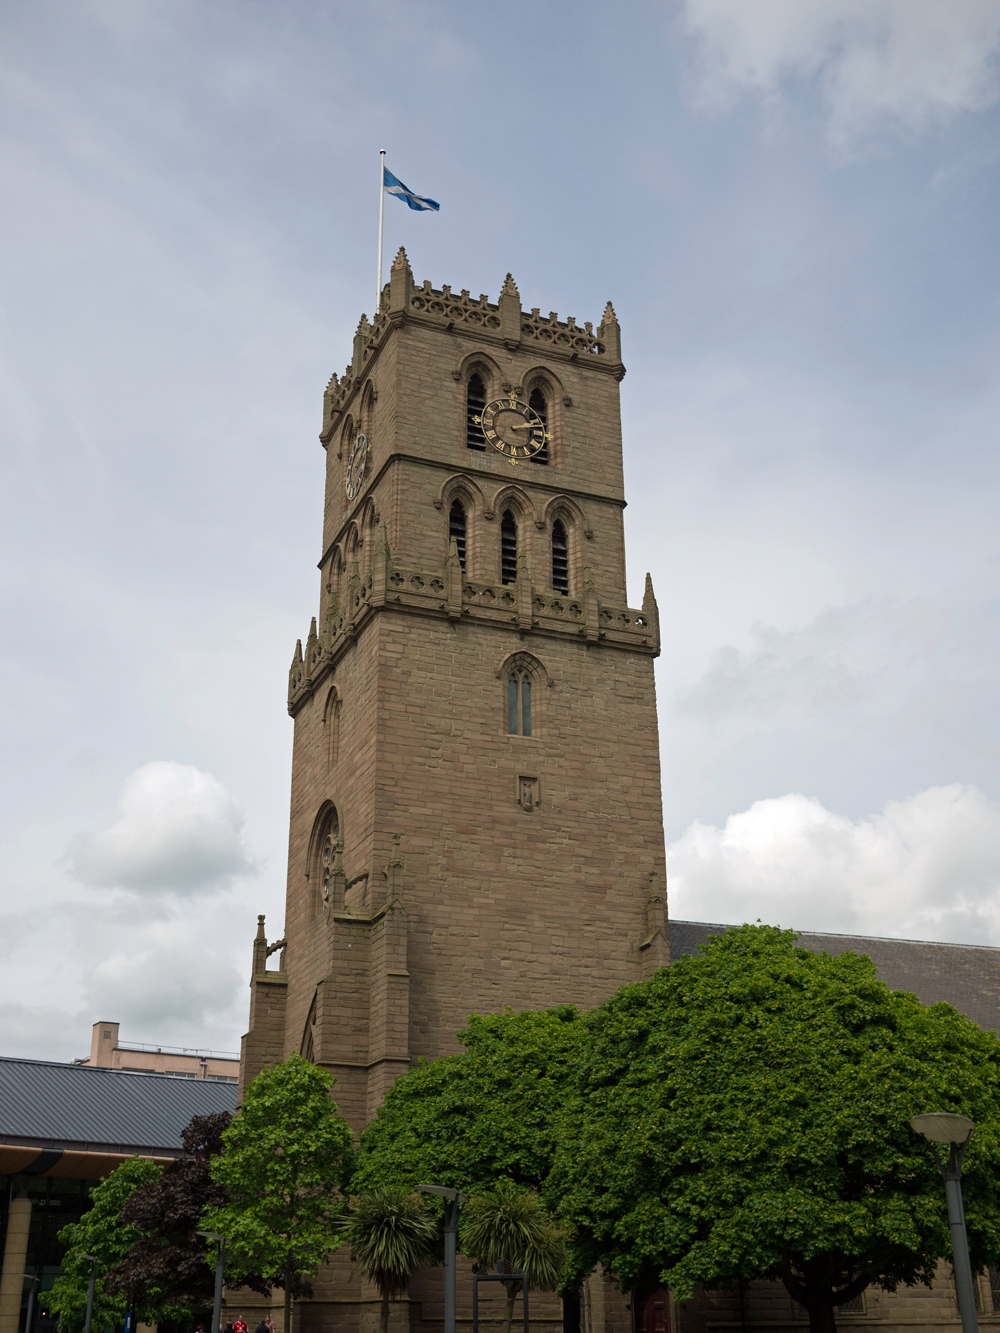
left=233, top=1315, right=248, bottom=1333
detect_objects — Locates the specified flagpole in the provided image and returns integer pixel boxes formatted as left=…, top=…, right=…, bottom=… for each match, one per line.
left=376, top=149, right=386, bottom=317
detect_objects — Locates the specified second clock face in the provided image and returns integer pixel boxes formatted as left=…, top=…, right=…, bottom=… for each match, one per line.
left=477, top=396, right=548, bottom=464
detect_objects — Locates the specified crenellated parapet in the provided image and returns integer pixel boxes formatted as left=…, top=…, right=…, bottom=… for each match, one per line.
left=288, top=524, right=660, bottom=715
left=322, top=252, right=624, bottom=437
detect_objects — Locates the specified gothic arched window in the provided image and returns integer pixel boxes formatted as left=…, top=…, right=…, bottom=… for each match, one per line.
left=449, top=499, right=467, bottom=570
left=301, top=993, right=317, bottom=1062
left=467, top=374, right=487, bottom=451
left=528, top=387, right=549, bottom=465
left=507, top=667, right=532, bottom=736
left=308, top=804, right=341, bottom=916
left=500, top=509, right=518, bottom=585
left=551, top=519, right=569, bottom=593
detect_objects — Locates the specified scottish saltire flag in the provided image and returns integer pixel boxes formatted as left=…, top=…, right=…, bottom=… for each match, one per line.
left=383, top=167, right=440, bottom=212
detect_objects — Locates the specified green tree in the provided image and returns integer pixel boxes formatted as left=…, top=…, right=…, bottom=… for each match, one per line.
left=352, top=1006, right=585, bottom=1198
left=338, top=1187, right=438, bottom=1333
left=553, top=924, right=1000, bottom=1333
left=204, top=1054, right=355, bottom=1333
left=460, top=1181, right=568, bottom=1333
left=49, top=1157, right=178, bottom=1332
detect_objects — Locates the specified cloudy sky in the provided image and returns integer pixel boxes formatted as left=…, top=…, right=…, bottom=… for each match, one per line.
left=3, top=0, right=1000, bottom=1060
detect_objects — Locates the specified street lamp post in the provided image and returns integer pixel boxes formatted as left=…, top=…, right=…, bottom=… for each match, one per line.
left=81, top=1255, right=100, bottom=1333
left=19, top=1274, right=40, bottom=1333
left=417, top=1185, right=469, bottom=1333
left=911, top=1112, right=978, bottom=1333
left=196, top=1231, right=227, bottom=1333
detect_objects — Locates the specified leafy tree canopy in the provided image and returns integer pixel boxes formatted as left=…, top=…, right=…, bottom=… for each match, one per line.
left=106, top=1112, right=232, bottom=1309
left=49, top=1157, right=180, bottom=1332
left=552, top=924, right=1000, bottom=1333
left=352, top=1006, right=585, bottom=1198
left=204, top=1054, right=355, bottom=1333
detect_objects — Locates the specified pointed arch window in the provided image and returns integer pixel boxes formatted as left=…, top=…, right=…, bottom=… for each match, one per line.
left=528, top=387, right=549, bottom=465
left=507, top=670, right=532, bottom=736
left=449, top=499, right=467, bottom=570
left=551, top=519, right=569, bottom=593
left=324, top=689, right=342, bottom=769
left=500, top=509, right=518, bottom=585
left=301, top=994, right=317, bottom=1062
left=309, top=804, right=341, bottom=916
left=467, top=374, right=487, bottom=451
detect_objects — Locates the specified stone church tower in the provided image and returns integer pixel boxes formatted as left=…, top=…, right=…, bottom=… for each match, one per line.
left=240, top=254, right=667, bottom=1324
left=229, top=261, right=1000, bottom=1331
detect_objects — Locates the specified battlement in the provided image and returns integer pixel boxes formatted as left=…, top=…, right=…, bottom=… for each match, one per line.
left=324, top=250, right=623, bottom=424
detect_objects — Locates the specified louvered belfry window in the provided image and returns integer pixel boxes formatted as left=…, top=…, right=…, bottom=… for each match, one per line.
left=467, top=374, right=487, bottom=450
left=501, top=509, right=518, bottom=585
left=528, top=387, right=549, bottom=465
left=551, top=519, right=569, bottom=593
left=449, top=500, right=467, bottom=570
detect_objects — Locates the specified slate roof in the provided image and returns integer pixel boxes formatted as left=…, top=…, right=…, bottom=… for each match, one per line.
left=670, top=921, right=1000, bottom=1033
left=0, top=1057, right=239, bottom=1156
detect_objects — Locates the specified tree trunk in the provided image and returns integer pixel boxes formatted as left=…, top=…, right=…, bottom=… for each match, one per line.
left=804, top=1301, right=837, bottom=1333
left=381, top=1291, right=391, bottom=1333
left=502, top=1279, right=519, bottom=1333
left=283, top=1259, right=293, bottom=1333
left=779, top=1266, right=850, bottom=1333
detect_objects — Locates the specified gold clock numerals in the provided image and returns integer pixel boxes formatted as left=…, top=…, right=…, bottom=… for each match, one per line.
left=479, top=397, right=548, bottom=466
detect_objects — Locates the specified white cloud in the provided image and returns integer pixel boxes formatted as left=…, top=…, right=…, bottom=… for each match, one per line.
left=0, top=1000, right=85, bottom=1060
left=677, top=597, right=953, bottom=727
left=0, top=891, right=260, bottom=1061
left=68, top=761, right=255, bottom=893
left=667, top=784, right=1000, bottom=943
left=681, top=0, right=1000, bottom=146
left=82, top=917, right=245, bottom=1038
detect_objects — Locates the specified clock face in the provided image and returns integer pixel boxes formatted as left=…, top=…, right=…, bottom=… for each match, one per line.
left=475, top=396, right=549, bottom=465
left=345, top=431, right=369, bottom=500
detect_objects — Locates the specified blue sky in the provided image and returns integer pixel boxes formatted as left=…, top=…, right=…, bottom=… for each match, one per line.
left=3, top=0, right=1000, bottom=1058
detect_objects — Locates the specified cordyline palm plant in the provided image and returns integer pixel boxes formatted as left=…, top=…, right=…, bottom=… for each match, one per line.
left=460, top=1181, right=568, bottom=1333
left=340, top=1187, right=439, bottom=1333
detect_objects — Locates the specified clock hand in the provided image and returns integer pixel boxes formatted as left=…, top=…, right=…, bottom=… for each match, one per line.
left=509, top=422, right=542, bottom=431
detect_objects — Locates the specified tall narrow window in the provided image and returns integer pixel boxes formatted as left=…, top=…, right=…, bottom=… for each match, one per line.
left=528, top=387, right=549, bottom=465
left=551, top=519, right=569, bottom=593
left=507, top=670, right=532, bottom=736
left=324, top=689, right=341, bottom=769
left=449, top=499, right=467, bottom=570
left=501, top=509, right=518, bottom=585
left=467, top=374, right=487, bottom=450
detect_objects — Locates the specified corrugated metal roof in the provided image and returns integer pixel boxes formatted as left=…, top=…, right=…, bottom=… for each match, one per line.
left=0, top=1057, right=239, bottom=1156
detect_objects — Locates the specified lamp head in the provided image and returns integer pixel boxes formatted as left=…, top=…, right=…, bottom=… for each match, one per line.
left=911, top=1112, right=976, bottom=1145
left=417, top=1183, right=469, bottom=1206
left=196, top=1230, right=226, bottom=1241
